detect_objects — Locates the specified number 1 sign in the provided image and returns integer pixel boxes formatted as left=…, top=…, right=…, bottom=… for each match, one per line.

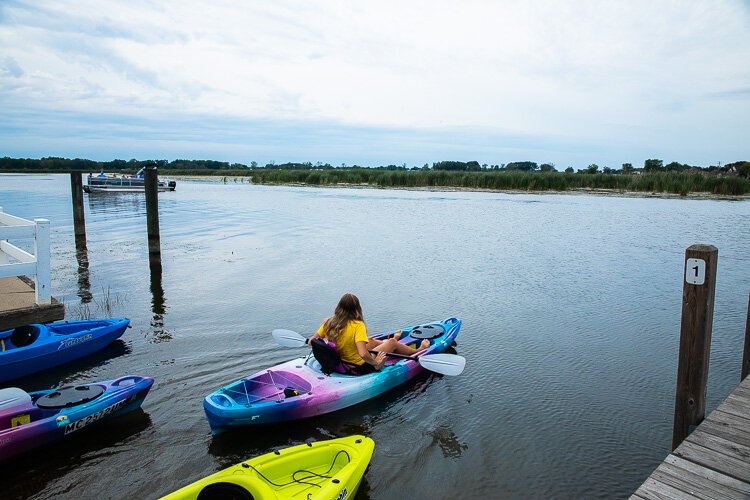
left=685, top=258, right=706, bottom=285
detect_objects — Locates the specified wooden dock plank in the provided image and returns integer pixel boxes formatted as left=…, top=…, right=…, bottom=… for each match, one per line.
left=674, top=439, right=750, bottom=483
left=650, top=467, right=743, bottom=500
left=633, top=476, right=697, bottom=500
left=733, top=383, right=750, bottom=399
left=664, top=455, right=750, bottom=497
left=654, top=456, right=750, bottom=500
left=684, top=430, right=750, bottom=465
left=710, top=395, right=750, bottom=424
left=699, top=410, right=750, bottom=449
left=634, top=376, right=750, bottom=498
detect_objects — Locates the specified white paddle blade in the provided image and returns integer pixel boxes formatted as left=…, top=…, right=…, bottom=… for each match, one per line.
left=418, top=353, right=466, bottom=376
left=272, top=329, right=308, bottom=348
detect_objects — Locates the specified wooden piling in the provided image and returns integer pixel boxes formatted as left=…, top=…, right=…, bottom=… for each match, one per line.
left=742, top=291, right=750, bottom=381
left=70, top=172, right=86, bottom=245
left=672, top=244, right=718, bottom=450
left=144, top=166, right=161, bottom=269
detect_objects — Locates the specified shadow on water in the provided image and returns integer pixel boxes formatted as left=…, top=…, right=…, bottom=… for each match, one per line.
left=4, top=409, right=153, bottom=500
left=146, top=261, right=172, bottom=343
left=427, top=422, right=469, bottom=459
left=353, top=476, right=372, bottom=500
left=9, top=340, right=131, bottom=392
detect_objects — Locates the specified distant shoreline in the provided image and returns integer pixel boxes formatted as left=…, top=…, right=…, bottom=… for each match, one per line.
left=3, top=171, right=748, bottom=200
left=171, top=175, right=750, bottom=201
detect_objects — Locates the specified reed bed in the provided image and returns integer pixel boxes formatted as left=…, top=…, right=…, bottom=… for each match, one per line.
left=247, top=169, right=750, bottom=196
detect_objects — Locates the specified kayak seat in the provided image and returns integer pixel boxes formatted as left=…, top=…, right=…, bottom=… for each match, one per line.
left=197, top=483, right=254, bottom=500
left=0, top=387, right=32, bottom=410
left=10, top=325, right=40, bottom=348
left=310, top=338, right=358, bottom=376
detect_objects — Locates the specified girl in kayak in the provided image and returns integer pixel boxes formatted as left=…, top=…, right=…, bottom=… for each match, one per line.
left=310, top=293, right=430, bottom=375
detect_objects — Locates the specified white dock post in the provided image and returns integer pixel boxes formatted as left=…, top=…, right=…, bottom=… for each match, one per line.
left=0, top=206, right=6, bottom=266
left=34, top=218, right=51, bottom=305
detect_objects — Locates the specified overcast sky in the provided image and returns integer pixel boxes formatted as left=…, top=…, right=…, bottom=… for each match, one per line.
left=1, top=1, right=749, bottom=168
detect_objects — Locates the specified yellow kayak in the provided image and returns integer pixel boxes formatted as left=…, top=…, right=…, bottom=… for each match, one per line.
left=161, top=435, right=375, bottom=500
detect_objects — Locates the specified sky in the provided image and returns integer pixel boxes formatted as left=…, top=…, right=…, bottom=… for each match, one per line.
left=1, top=0, right=749, bottom=169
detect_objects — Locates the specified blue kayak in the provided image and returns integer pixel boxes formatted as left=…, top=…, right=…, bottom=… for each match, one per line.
left=0, top=318, right=129, bottom=383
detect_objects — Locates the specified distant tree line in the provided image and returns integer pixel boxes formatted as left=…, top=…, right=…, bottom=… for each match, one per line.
left=3, top=156, right=747, bottom=178
left=3, top=156, right=749, bottom=195
left=0, top=157, right=248, bottom=171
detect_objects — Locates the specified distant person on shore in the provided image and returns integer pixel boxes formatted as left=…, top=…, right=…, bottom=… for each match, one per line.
left=309, top=292, right=429, bottom=375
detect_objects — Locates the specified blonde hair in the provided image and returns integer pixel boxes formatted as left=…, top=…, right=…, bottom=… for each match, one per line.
left=322, top=293, right=364, bottom=343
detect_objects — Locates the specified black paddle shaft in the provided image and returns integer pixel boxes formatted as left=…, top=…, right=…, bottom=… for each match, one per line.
left=368, top=349, right=416, bottom=361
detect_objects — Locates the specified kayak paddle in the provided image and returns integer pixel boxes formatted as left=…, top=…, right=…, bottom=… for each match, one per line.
left=271, top=328, right=466, bottom=376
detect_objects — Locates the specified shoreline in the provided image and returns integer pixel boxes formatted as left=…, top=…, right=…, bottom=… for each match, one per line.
left=171, top=175, right=750, bottom=201
left=3, top=172, right=746, bottom=201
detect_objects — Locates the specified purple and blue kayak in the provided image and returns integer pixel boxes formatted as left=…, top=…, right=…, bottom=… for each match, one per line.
left=0, top=375, right=153, bottom=462
left=204, top=317, right=461, bottom=434
left=0, top=318, right=129, bottom=383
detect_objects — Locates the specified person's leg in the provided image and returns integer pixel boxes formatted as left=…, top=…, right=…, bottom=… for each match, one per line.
left=372, top=338, right=429, bottom=355
left=366, top=338, right=383, bottom=350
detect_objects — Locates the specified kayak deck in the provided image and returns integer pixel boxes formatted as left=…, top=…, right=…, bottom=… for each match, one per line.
left=161, top=435, right=375, bottom=500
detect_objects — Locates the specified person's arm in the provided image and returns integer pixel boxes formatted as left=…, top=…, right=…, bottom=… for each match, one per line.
left=308, top=323, right=325, bottom=345
left=308, top=332, right=322, bottom=345
left=357, top=341, right=386, bottom=370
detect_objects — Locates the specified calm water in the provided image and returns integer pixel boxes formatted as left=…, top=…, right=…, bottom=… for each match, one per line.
left=2, top=174, right=749, bottom=499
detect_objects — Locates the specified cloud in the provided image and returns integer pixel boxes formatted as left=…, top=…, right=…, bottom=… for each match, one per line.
left=704, top=87, right=750, bottom=100
left=0, top=0, right=749, bottom=166
left=0, top=56, right=23, bottom=77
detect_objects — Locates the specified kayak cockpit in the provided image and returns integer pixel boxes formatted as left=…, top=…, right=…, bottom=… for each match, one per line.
left=47, top=321, right=110, bottom=335
left=212, top=370, right=312, bottom=408
left=0, top=325, right=40, bottom=350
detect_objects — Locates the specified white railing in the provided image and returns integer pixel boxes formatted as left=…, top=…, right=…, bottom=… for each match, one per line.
left=0, top=206, right=51, bottom=305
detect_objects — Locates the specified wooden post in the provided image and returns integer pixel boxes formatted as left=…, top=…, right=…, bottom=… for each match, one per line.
left=742, top=291, right=750, bottom=381
left=70, top=172, right=86, bottom=245
left=144, top=166, right=161, bottom=269
left=672, top=244, right=718, bottom=450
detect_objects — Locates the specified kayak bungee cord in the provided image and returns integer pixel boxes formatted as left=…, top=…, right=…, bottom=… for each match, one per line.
left=222, top=371, right=308, bottom=405
left=292, top=450, right=351, bottom=485
left=239, top=449, right=351, bottom=493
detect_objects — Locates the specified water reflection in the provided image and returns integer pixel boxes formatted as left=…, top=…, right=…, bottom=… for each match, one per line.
left=15, top=340, right=131, bottom=391
left=85, top=191, right=146, bottom=213
left=74, top=238, right=92, bottom=303
left=147, top=262, right=171, bottom=343
left=4, top=410, right=152, bottom=499
left=207, top=422, right=334, bottom=465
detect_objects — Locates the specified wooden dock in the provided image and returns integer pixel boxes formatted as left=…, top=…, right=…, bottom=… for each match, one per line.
left=0, top=276, right=64, bottom=330
left=632, top=375, right=750, bottom=499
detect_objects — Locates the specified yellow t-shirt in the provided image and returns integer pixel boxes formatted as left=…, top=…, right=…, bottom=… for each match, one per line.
left=316, top=320, right=369, bottom=366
